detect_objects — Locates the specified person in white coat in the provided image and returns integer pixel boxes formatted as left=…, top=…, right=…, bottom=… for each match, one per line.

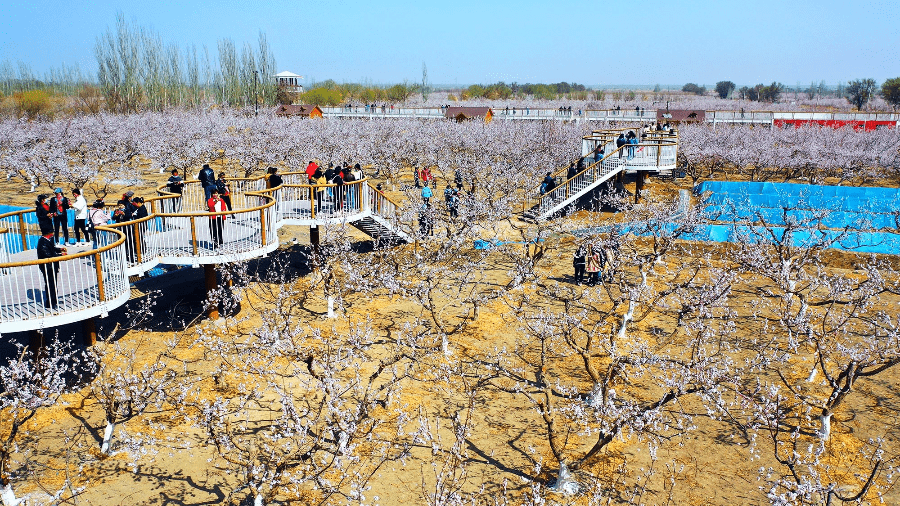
left=72, top=188, right=89, bottom=244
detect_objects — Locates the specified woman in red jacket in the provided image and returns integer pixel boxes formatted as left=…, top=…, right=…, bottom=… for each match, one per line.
left=207, top=189, right=227, bottom=248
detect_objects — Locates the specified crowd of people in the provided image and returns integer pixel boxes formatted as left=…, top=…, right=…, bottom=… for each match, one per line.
left=572, top=241, right=617, bottom=286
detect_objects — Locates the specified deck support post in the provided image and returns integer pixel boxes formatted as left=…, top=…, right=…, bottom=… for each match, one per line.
left=29, top=329, right=45, bottom=362
left=635, top=172, right=644, bottom=203
left=82, top=317, right=97, bottom=346
left=205, top=264, right=219, bottom=320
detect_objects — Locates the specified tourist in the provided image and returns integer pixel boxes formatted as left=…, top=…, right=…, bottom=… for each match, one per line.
left=344, top=167, right=357, bottom=210
left=50, top=188, right=70, bottom=246
left=444, top=185, right=459, bottom=218
left=216, top=172, right=232, bottom=211
left=627, top=131, right=638, bottom=159
left=421, top=184, right=433, bottom=205
left=616, top=133, right=627, bottom=158
left=585, top=244, right=602, bottom=286
left=168, top=169, right=184, bottom=195
left=199, top=163, right=217, bottom=201
left=594, top=145, right=605, bottom=164
left=35, top=194, right=54, bottom=235
left=167, top=169, right=184, bottom=212
left=331, top=168, right=345, bottom=210
left=418, top=204, right=434, bottom=236
left=454, top=169, right=464, bottom=191
left=305, top=160, right=318, bottom=182
left=207, top=189, right=227, bottom=248
left=88, top=200, right=110, bottom=249
left=540, top=173, right=555, bottom=195
left=267, top=166, right=283, bottom=189
left=567, top=163, right=577, bottom=181
left=414, top=166, right=421, bottom=188
left=125, top=196, right=149, bottom=263
left=119, top=191, right=136, bottom=220
left=36, top=229, right=66, bottom=310
left=72, top=188, right=89, bottom=244
left=313, top=169, right=328, bottom=214
left=421, top=166, right=434, bottom=188
left=573, top=244, right=586, bottom=285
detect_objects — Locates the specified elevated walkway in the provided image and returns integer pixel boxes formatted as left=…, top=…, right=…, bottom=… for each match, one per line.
left=522, top=129, right=678, bottom=221
left=0, top=176, right=407, bottom=334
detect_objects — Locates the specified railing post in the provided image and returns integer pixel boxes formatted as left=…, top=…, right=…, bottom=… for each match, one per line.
left=363, top=182, right=369, bottom=212
left=311, top=187, right=316, bottom=220
left=18, top=214, right=27, bottom=251
left=259, top=208, right=267, bottom=247
left=134, top=222, right=143, bottom=264
left=94, top=252, right=105, bottom=301
left=190, top=217, right=198, bottom=256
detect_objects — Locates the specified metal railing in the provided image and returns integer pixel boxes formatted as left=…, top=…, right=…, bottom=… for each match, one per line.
left=0, top=171, right=407, bottom=331
left=0, top=208, right=129, bottom=331
left=314, top=106, right=900, bottom=125
left=271, top=179, right=370, bottom=223
left=523, top=139, right=678, bottom=218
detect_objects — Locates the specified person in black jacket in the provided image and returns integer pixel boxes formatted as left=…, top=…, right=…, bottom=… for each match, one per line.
left=267, top=167, right=283, bottom=189
left=50, top=188, right=70, bottom=245
left=36, top=230, right=66, bottom=309
left=331, top=170, right=345, bottom=210
left=616, top=133, right=627, bottom=158
left=124, top=197, right=149, bottom=264
left=118, top=191, right=136, bottom=220
left=35, top=194, right=55, bottom=235
left=216, top=172, right=233, bottom=210
left=199, top=164, right=217, bottom=201
left=573, top=244, right=586, bottom=285
left=167, top=169, right=184, bottom=212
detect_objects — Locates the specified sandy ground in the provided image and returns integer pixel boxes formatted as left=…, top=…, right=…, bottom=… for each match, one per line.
left=4, top=172, right=900, bottom=505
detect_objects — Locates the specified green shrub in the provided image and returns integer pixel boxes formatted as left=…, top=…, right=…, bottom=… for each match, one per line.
left=299, top=88, right=343, bottom=106
left=13, top=90, right=52, bottom=118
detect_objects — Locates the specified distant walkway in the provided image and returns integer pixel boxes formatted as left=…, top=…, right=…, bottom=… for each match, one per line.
left=319, top=106, right=900, bottom=129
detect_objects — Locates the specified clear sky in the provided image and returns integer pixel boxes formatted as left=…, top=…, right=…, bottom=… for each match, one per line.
left=1, top=0, right=897, bottom=87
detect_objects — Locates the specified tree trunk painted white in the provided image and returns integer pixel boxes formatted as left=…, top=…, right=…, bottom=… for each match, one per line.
left=1, top=483, right=23, bottom=506
left=806, top=365, right=818, bottom=383
left=819, top=413, right=832, bottom=439
left=101, top=420, right=116, bottom=454
left=549, top=462, right=580, bottom=495
left=442, top=334, right=450, bottom=356
left=326, top=296, right=335, bottom=318
left=254, top=493, right=264, bottom=506
left=617, top=300, right=635, bottom=340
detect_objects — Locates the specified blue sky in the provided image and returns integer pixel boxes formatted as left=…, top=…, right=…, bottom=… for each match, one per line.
left=1, top=0, right=897, bottom=87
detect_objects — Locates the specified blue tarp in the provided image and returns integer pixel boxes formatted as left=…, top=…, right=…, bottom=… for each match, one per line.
left=696, top=181, right=900, bottom=230
left=575, top=222, right=900, bottom=255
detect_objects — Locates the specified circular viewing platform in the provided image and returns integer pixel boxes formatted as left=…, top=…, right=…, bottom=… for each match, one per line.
left=0, top=174, right=407, bottom=334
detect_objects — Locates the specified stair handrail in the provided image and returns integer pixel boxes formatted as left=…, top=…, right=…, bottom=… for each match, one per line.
left=529, top=131, right=622, bottom=195
left=523, top=146, right=626, bottom=215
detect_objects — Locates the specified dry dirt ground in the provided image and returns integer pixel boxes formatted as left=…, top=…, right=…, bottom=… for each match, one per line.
left=5, top=173, right=900, bottom=505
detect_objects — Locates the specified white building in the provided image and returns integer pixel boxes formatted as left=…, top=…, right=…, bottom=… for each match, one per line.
left=274, top=71, right=303, bottom=93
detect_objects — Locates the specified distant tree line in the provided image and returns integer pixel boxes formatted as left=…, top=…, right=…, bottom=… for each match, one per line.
left=462, top=82, right=589, bottom=101
left=1, top=14, right=278, bottom=114
left=687, top=78, right=900, bottom=110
